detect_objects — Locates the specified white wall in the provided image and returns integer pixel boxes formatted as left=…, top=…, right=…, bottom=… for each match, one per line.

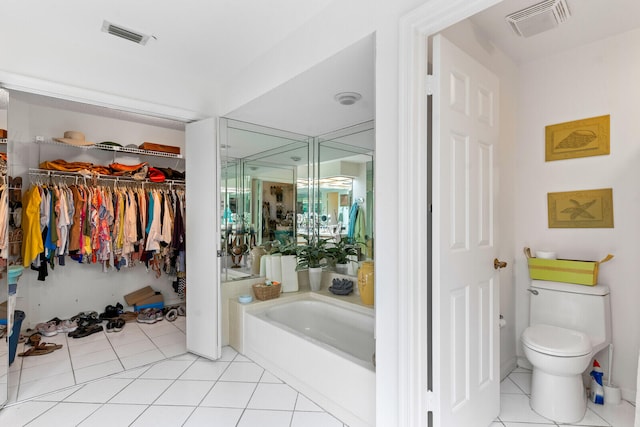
left=8, top=95, right=186, bottom=326
left=216, top=0, right=425, bottom=424
left=514, top=28, right=640, bottom=401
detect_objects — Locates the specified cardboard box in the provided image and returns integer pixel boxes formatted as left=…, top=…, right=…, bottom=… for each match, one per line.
left=124, top=286, right=157, bottom=306
left=134, top=292, right=164, bottom=311
left=525, top=247, right=613, bottom=286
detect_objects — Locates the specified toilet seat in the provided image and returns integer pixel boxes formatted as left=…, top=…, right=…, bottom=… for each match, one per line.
left=523, top=324, right=592, bottom=357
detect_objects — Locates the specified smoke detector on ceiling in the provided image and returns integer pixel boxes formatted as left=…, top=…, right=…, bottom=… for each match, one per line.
left=102, top=20, right=152, bottom=45
left=334, top=92, right=362, bottom=106
left=505, top=0, right=571, bottom=38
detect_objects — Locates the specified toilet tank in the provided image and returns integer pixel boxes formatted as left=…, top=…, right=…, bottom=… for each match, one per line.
left=529, top=280, right=611, bottom=353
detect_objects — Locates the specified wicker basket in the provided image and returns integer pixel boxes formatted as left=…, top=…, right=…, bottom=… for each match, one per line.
left=252, top=282, right=281, bottom=301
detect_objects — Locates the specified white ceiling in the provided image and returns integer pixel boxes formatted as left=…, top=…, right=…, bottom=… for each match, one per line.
left=0, top=0, right=335, bottom=116
left=2, top=0, right=639, bottom=140
left=225, top=0, right=640, bottom=142
left=225, top=34, right=375, bottom=137
left=470, top=0, right=640, bottom=64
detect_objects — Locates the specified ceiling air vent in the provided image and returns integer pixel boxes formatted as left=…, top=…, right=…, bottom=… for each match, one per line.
left=505, top=0, right=571, bottom=38
left=102, top=20, right=150, bottom=45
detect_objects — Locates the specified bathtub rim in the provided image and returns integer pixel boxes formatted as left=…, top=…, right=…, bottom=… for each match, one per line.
left=241, top=292, right=376, bottom=427
left=250, top=294, right=375, bottom=371
left=245, top=290, right=373, bottom=314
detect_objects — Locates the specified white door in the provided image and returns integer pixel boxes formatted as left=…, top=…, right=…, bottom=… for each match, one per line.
left=185, top=117, right=222, bottom=360
left=431, top=34, right=500, bottom=427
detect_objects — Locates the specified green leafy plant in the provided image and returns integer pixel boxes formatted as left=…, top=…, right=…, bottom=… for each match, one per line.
left=328, top=239, right=359, bottom=264
left=267, top=237, right=298, bottom=256
left=296, top=237, right=334, bottom=269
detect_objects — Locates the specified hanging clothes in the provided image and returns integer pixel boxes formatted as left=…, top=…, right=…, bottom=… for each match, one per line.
left=21, top=178, right=186, bottom=281
left=347, top=202, right=359, bottom=241
left=21, top=185, right=44, bottom=266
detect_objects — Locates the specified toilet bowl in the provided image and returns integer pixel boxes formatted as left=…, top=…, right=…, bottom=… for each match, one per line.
left=522, top=324, right=593, bottom=423
left=522, top=280, right=611, bottom=423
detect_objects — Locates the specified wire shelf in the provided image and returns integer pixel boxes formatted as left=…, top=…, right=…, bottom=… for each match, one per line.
left=35, top=137, right=184, bottom=159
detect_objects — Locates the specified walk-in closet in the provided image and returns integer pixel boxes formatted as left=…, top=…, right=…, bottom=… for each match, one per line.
left=2, top=88, right=190, bottom=402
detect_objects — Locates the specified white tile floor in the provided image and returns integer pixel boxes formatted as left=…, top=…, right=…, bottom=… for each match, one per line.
left=0, top=346, right=348, bottom=427
left=8, top=315, right=188, bottom=403
left=495, top=367, right=636, bottom=427
left=1, top=325, right=636, bottom=427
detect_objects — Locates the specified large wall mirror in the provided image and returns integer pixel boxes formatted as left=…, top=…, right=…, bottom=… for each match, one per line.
left=219, top=120, right=311, bottom=282
left=316, top=122, right=374, bottom=260
left=218, top=33, right=375, bottom=284
left=0, top=88, right=8, bottom=409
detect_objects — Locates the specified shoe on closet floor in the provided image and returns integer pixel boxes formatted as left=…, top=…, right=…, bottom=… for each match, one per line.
left=162, top=305, right=185, bottom=321
left=164, top=308, right=178, bottom=322
left=69, top=324, right=103, bottom=339
left=118, top=311, right=138, bottom=323
left=99, top=303, right=123, bottom=320
left=70, top=311, right=100, bottom=325
left=56, top=319, right=78, bottom=333
left=113, top=318, right=125, bottom=332
left=35, top=322, right=58, bottom=337
left=106, top=318, right=125, bottom=332
left=136, top=309, right=162, bottom=324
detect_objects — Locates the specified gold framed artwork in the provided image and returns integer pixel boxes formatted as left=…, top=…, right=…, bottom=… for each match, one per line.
left=547, top=188, right=614, bottom=228
left=545, top=115, right=610, bottom=161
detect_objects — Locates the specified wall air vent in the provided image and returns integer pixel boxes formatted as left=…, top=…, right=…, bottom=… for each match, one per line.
left=505, top=0, right=571, bottom=38
left=101, top=20, right=150, bottom=45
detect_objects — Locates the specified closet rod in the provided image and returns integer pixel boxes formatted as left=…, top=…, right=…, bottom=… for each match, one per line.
left=28, top=168, right=186, bottom=189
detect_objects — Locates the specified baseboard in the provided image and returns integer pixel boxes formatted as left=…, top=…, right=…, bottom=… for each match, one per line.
left=516, top=355, right=533, bottom=370
left=621, top=387, right=636, bottom=405
left=501, top=356, right=517, bottom=380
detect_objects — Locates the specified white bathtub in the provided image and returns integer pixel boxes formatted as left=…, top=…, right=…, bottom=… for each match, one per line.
left=240, top=293, right=375, bottom=427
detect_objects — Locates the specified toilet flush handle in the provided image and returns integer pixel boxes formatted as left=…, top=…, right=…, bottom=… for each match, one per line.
left=527, top=288, right=539, bottom=295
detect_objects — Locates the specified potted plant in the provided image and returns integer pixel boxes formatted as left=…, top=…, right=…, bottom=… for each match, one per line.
left=296, top=236, right=333, bottom=291
left=328, top=239, right=359, bottom=274
left=271, top=238, right=299, bottom=292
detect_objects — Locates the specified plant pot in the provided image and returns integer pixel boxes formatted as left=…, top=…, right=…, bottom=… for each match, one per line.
left=357, top=261, right=374, bottom=305
left=308, top=267, right=323, bottom=291
left=335, top=263, right=349, bottom=275
left=280, top=255, right=299, bottom=292
left=347, top=254, right=359, bottom=275
left=250, top=247, right=266, bottom=275
left=267, top=253, right=282, bottom=283
left=260, top=254, right=268, bottom=277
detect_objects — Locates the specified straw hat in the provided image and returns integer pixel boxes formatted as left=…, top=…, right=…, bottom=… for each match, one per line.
left=54, top=131, right=94, bottom=146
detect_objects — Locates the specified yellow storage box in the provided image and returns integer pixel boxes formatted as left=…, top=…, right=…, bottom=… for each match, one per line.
left=524, top=247, right=613, bottom=286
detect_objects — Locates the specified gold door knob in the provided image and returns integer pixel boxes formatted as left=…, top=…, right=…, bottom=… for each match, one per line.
left=494, top=258, right=507, bottom=270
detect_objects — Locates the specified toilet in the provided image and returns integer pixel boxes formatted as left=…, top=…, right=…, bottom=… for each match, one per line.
left=522, top=280, right=611, bottom=423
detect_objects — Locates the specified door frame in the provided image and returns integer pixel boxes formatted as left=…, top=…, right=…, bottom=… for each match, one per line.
left=396, top=1, right=502, bottom=426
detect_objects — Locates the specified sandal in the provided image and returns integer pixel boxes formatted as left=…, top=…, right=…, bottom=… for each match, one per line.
left=118, top=311, right=138, bottom=323
left=69, top=323, right=103, bottom=339
left=18, top=342, right=62, bottom=357
left=28, top=333, right=42, bottom=346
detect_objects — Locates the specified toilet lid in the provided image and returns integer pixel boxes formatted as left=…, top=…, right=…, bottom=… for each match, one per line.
left=522, top=324, right=592, bottom=357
